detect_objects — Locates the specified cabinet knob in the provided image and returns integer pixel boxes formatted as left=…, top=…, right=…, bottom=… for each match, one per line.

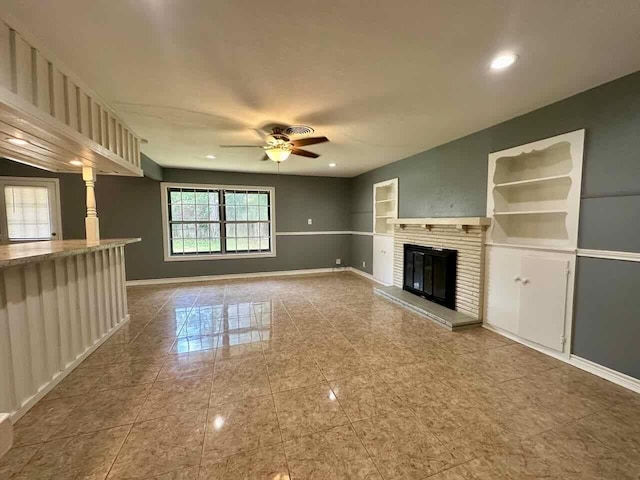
left=514, top=276, right=521, bottom=282
left=521, top=278, right=530, bottom=285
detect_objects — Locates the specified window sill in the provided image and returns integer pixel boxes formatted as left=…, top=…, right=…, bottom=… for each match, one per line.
left=163, top=252, right=276, bottom=262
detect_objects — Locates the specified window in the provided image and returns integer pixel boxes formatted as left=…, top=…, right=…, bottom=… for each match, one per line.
left=161, top=183, right=275, bottom=261
left=0, top=177, right=62, bottom=244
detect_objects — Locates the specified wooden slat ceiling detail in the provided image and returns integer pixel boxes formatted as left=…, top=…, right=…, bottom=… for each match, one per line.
left=0, top=18, right=142, bottom=176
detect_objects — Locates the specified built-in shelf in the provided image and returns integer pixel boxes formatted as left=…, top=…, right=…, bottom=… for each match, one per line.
left=493, top=210, right=567, bottom=216
left=388, top=217, right=491, bottom=233
left=373, top=178, right=398, bottom=235
left=487, top=130, right=584, bottom=249
left=494, top=174, right=571, bottom=188
left=388, top=217, right=491, bottom=226
left=485, top=242, right=577, bottom=253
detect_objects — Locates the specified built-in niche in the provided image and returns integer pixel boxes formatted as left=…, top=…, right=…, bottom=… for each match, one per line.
left=487, top=137, right=582, bottom=249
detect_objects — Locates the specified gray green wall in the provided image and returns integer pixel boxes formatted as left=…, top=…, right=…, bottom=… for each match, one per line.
left=349, top=70, right=640, bottom=379
left=1, top=69, right=638, bottom=379
left=0, top=161, right=351, bottom=281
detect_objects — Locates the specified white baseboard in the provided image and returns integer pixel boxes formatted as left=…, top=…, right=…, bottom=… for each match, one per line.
left=126, top=267, right=387, bottom=287
left=569, top=355, right=640, bottom=394
left=347, top=267, right=386, bottom=285
left=0, top=413, right=11, bottom=458
left=10, top=314, right=130, bottom=423
left=482, top=323, right=570, bottom=362
left=483, top=323, right=640, bottom=393
left=126, top=267, right=351, bottom=286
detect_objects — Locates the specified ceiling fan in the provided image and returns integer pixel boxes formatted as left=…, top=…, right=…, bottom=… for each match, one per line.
left=220, top=125, right=329, bottom=163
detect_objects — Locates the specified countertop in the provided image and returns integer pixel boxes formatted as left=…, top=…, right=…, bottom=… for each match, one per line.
left=0, top=238, right=141, bottom=269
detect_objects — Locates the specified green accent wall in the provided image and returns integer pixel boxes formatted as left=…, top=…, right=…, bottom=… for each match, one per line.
left=349, top=69, right=640, bottom=379
left=0, top=162, right=351, bottom=280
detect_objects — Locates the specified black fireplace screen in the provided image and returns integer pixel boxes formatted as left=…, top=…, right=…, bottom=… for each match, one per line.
left=403, top=244, right=457, bottom=309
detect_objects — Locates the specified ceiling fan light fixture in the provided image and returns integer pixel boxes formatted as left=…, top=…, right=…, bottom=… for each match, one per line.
left=265, top=145, right=292, bottom=162
left=329, top=163, right=336, bottom=168
left=490, top=52, right=518, bottom=71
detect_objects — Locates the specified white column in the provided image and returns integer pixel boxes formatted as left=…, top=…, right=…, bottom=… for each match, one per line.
left=82, top=167, right=100, bottom=241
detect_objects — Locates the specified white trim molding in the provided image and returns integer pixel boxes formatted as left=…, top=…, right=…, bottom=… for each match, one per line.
left=569, top=355, right=640, bottom=394
left=276, top=231, right=374, bottom=236
left=577, top=248, right=640, bottom=263
left=347, top=267, right=386, bottom=285
left=127, top=267, right=345, bottom=286
left=276, top=231, right=352, bottom=236
left=126, top=266, right=384, bottom=287
left=160, top=182, right=276, bottom=262
left=483, top=324, right=640, bottom=393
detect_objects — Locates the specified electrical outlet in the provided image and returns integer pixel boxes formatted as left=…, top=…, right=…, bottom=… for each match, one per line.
left=336, top=258, right=341, bottom=265
left=307, top=218, right=312, bottom=225
left=362, top=261, right=366, bottom=268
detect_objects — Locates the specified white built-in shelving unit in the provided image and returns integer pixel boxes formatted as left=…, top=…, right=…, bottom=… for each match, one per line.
left=487, top=132, right=583, bottom=249
left=373, top=179, right=398, bottom=235
left=372, top=178, right=398, bottom=285
left=484, top=130, right=585, bottom=357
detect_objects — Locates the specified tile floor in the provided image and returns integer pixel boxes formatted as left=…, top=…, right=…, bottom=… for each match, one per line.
left=1, top=272, right=639, bottom=479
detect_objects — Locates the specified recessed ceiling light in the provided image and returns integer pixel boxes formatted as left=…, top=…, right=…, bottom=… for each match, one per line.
left=7, top=137, right=29, bottom=146
left=69, top=160, right=83, bottom=166
left=490, top=52, right=518, bottom=71
left=329, top=163, right=337, bottom=168
left=206, top=154, right=216, bottom=159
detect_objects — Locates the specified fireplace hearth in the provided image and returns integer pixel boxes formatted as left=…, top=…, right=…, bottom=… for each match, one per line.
left=403, top=244, right=457, bottom=310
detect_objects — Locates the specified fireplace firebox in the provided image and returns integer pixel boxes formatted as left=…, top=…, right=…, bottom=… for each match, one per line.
left=403, top=244, right=457, bottom=310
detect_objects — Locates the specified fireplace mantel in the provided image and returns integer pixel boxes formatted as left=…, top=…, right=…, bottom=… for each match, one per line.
left=388, top=217, right=491, bottom=232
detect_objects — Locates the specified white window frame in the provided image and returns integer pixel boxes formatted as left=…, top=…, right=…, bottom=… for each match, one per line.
left=0, top=177, right=63, bottom=244
left=161, top=182, right=276, bottom=262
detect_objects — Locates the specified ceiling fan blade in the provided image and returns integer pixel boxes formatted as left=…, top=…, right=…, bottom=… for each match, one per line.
left=291, top=136, right=329, bottom=147
left=291, top=148, right=320, bottom=159
left=260, top=154, right=270, bottom=161
left=219, top=145, right=264, bottom=148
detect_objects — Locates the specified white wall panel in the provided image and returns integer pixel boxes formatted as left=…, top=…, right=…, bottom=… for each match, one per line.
left=0, top=247, right=130, bottom=421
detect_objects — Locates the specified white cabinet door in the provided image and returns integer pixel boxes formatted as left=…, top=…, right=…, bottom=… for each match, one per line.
left=484, top=247, right=521, bottom=333
left=373, top=235, right=394, bottom=285
left=518, top=256, right=569, bottom=352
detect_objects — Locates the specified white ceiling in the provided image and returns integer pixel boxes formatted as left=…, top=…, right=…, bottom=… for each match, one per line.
left=3, top=1, right=640, bottom=177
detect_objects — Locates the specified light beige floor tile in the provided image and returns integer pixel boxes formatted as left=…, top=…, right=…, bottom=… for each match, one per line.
left=138, top=376, right=212, bottom=421
left=148, top=466, right=200, bottom=479
left=12, top=396, right=82, bottom=446
left=265, top=350, right=326, bottom=392
left=214, top=342, right=264, bottom=361
left=14, top=426, right=129, bottom=480
left=50, top=385, right=150, bottom=439
left=329, top=373, right=405, bottom=422
left=172, top=335, right=218, bottom=353
left=203, top=396, right=281, bottom=461
left=93, top=359, right=164, bottom=391
left=273, top=384, right=349, bottom=440
left=8, top=274, right=640, bottom=479
left=157, top=350, right=216, bottom=381
left=353, top=409, right=455, bottom=479
left=200, top=444, right=289, bottom=480
left=209, top=355, right=271, bottom=405
left=425, top=463, right=477, bottom=479
left=0, top=444, right=41, bottom=479
left=45, top=366, right=106, bottom=400
left=284, top=425, right=381, bottom=480
left=107, top=409, right=207, bottom=479
left=310, top=346, right=372, bottom=381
